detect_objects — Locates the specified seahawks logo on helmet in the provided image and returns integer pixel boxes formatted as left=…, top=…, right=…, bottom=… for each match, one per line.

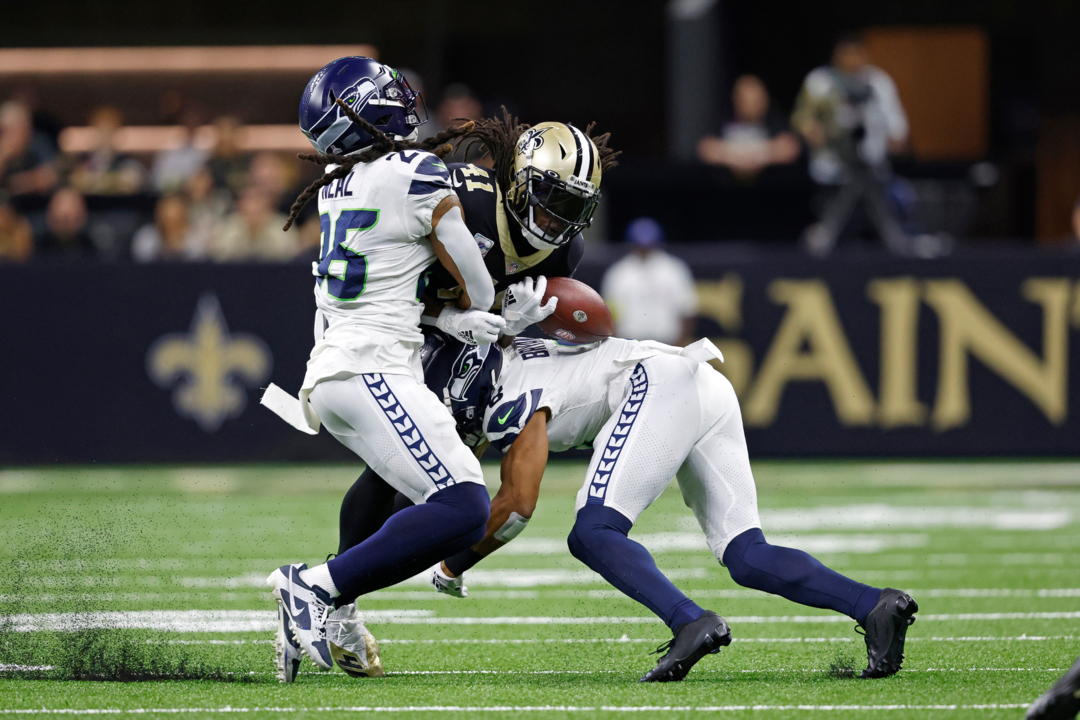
left=517, top=127, right=552, bottom=156
left=448, top=345, right=490, bottom=403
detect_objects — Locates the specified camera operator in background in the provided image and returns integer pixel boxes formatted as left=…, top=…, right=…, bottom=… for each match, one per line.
left=792, top=33, right=913, bottom=257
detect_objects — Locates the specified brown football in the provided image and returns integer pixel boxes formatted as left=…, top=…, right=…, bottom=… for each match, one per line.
left=537, top=277, right=614, bottom=344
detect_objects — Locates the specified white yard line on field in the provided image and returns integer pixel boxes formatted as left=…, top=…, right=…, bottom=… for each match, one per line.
left=6, top=610, right=1080, bottom=632
left=0, top=703, right=1035, bottom=714
left=1, top=664, right=1063, bottom=676
left=7, top=586, right=1080, bottom=604
left=119, top=634, right=1076, bottom=646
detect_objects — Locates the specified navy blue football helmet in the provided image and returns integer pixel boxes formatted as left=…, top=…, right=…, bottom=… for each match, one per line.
left=299, top=56, right=425, bottom=155
left=421, top=333, right=504, bottom=448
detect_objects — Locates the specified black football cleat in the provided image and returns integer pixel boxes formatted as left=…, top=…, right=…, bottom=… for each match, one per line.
left=858, top=588, right=918, bottom=679
left=639, top=610, right=732, bottom=682
left=1026, top=654, right=1080, bottom=720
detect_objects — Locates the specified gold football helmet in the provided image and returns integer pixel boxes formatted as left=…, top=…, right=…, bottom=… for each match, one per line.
left=506, top=122, right=603, bottom=250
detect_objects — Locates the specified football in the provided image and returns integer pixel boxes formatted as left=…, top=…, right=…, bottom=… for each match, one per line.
left=537, top=277, right=615, bottom=344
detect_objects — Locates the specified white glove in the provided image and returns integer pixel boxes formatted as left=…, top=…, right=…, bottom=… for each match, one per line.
left=501, top=276, right=558, bottom=336
left=431, top=564, right=468, bottom=598
left=434, top=306, right=506, bottom=345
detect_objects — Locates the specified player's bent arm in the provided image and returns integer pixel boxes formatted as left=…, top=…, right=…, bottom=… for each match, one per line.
left=430, top=195, right=495, bottom=312
left=471, top=409, right=550, bottom=558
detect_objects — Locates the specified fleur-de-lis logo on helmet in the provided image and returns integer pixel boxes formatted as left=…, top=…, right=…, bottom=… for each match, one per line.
left=147, top=293, right=272, bottom=432
left=517, top=127, right=552, bottom=156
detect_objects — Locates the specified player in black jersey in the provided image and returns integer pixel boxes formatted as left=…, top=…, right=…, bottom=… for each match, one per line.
left=334, top=112, right=620, bottom=563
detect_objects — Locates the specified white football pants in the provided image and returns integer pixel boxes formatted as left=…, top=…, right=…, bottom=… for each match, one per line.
left=574, top=354, right=762, bottom=562
left=309, top=372, right=486, bottom=504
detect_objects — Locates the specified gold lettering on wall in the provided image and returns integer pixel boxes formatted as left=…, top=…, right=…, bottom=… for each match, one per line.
left=743, top=279, right=876, bottom=426
left=696, top=274, right=744, bottom=333
left=924, top=278, right=1071, bottom=430
left=867, top=277, right=928, bottom=427
left=696, top=275, right=753, bottom=396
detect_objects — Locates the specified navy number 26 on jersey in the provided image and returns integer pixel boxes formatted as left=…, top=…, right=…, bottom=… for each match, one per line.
left=316, top=209, right=380, bottom=301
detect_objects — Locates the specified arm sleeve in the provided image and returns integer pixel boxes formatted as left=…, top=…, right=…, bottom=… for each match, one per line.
left=434, top=204, right=495, bottom=311
left=407, top=153, right=455, bottom=236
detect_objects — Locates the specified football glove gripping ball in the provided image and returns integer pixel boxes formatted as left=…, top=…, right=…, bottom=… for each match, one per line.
left=502, top=276, right=558, bottom=337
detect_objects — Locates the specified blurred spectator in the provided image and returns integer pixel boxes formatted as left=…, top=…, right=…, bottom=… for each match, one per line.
left=0, top=101, right=58, bottom=196
left=212, top=187, right=298, bottom=262
left=247, top=151, right=297, bottom=210
left=601, top=218, right=697, bottom=346
left=791, top=32, right=915, bottom=256
left=152, top=105, right=209, bottom=193
left=436, top=84, right=485, bottom=164
left=70, top=106, right=147, bottom=195
left=186, top=166, right=228, bottom=253
left=207, top=116, right=250, bottom=198
left=437, top=83, right=482, bottom=130
left=35, top=188, right=95, bottom=261
left=697, top=74, right=800, bottom=179
left=0, top=197, right=32, bottom=263
left=10, top=83, right=62, bottom=151
left=131, top=194, right=208, bottom=263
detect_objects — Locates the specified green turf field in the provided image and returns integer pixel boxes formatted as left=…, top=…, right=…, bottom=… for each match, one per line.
left=2, top=460, right=1079, bottom=719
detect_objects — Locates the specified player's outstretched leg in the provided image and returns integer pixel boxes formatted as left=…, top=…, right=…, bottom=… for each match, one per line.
left=568, top=505, right=731, bottom=682
left=679, top=367, right=919, bottom=679
left=270, top=373, right=490, bottom=676
left=1027, top=654, right=1080, bottom=720
left=723, top=529, right=917, bottom=678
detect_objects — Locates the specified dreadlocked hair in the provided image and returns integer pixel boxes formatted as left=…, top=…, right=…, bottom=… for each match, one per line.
left=458, top=106, right=622, bottom=195
left=283, top=97, right=475, bottom=231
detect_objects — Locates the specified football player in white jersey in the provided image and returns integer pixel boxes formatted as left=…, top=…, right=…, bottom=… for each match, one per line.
left=262, top=57, right=506, bottom=682
left=432, top=282, right=919, bottom=683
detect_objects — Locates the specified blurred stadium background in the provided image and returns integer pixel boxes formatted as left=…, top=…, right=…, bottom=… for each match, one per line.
left=3, top=2, right=1080, bottom=716
left=3, top=0, right=1080, bottom=463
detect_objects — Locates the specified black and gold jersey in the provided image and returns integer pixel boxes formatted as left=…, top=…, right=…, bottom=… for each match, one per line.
left=424, top=162, right=584, bottom=306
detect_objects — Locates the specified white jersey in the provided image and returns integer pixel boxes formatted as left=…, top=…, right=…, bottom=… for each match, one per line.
left=301, top=150, right=453, bottom=398
left=485, top=336, right=758, bottom=560
left=483, top=337, right=688, bottom=453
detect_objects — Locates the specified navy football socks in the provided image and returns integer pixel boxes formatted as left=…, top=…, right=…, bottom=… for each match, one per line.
left=568, top=505, right=705, bottom=633
left=723, top=527, right=881, bottom=624
left=328, top=481, right=489, bottom=606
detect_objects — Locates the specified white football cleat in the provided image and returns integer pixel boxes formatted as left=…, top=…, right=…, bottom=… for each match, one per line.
left=266, top=563, right=334, bottom=670
left=272, top=591, right=304, bottom=682
left=326, top=603, right=384, bottom=678
left=431, top=564, right=468, bottom=598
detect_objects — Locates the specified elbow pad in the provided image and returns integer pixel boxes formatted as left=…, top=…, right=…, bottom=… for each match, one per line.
left=493, top=512, right=530, bottom=543
left=436, top=205, right=495, bottom=311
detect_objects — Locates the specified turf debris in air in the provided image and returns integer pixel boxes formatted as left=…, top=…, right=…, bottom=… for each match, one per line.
left=0, top=513, right=266, bottom=683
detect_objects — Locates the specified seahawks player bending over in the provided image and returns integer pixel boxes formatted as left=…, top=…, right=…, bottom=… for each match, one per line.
left=433, top=314, right=920, bottom=682
left=336, top=112, right=619, bottom=556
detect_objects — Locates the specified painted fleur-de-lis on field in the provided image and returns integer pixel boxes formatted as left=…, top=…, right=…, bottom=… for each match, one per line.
left=147, top=293, right=272, bottom=432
